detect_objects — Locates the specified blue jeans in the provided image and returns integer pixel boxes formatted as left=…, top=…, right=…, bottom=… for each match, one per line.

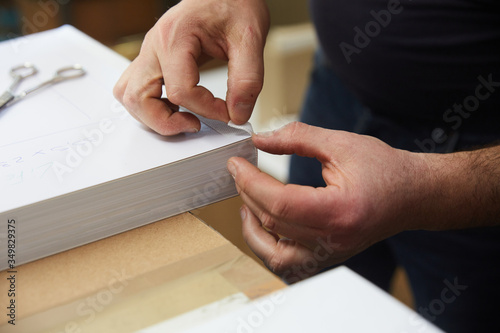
left=289, top=51, right=500, bottom=332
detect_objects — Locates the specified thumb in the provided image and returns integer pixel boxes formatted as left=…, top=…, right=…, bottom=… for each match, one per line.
left=226, top=39, right=265, bottom=125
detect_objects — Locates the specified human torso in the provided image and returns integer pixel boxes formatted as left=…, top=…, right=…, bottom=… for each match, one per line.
left=309, top=0, right=500, bottom=131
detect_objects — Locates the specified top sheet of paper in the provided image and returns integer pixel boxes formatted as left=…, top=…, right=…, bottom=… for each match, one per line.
left=0, top=26, right=250, bottom=213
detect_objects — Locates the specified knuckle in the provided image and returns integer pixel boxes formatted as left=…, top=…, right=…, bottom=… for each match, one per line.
left=141, top=29, right=155, bottom=48
left=286, top=121, right=304, bottom=137
left=121, top=91, right=139, bottom=109
left=265, top=251, right=287, bottom=275
left=268, top=197, right=291, bottom=222
left=240, top=77, right=263, bottom=95
left=259, top=211, right=276, bottom=231
left=165, top=85, right=186, bottom=106
left=112, top=81, right=125, bottom=101
left=230, top=77, right=263, bottom=101
left=259, top=194, right=291, bottom=232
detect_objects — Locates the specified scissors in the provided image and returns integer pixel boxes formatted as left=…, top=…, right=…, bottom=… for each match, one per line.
left=0, top=62, right=86, bottom=111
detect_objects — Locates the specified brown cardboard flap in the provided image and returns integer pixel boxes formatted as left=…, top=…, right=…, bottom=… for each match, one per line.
left=0, top=213, right=285, bottom=332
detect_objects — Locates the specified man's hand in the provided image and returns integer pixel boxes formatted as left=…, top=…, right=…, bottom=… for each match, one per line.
left=227, top=122, right=422, bottom=282
left=227, top=122, right=500, bottom=283
left=114, top=0, right=269, bottom=135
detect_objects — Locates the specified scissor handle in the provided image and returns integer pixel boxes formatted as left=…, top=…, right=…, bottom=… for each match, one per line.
left=53, top=64, right=86, bottom=81
left=10, top=62, right=38, bottom=80
left=8, top=63, right=38, bottom=91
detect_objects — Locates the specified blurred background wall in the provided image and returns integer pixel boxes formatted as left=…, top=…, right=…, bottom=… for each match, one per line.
left=0, top=0, right=314, bottom=122
left=1, top=0, right=309, bottom=50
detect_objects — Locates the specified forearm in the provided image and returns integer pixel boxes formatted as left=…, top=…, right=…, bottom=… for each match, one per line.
left=412, top=144, right=500, bottom=230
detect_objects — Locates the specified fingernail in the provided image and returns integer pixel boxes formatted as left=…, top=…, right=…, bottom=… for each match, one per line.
left=240, top=206, right=247, bottom=221
left=185, top=128, right=199, bottom=133
left=235, top=102, right=254, bottom=115
left=227, top=160, right=237, bottom=178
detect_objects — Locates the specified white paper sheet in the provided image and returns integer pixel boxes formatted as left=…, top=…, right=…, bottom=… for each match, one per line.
left=0, top=26, right=250, bottom=212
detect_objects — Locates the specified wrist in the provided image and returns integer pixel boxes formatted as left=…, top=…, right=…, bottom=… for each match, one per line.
left=406, top=152, right=461, bottom=230
left=379, top=150, right=442, bottom=233
left=404, top=148, right=500, bottom=231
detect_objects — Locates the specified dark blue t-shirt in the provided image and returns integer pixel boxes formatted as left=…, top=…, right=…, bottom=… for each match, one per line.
left=309, top=0, right=500, bottom=133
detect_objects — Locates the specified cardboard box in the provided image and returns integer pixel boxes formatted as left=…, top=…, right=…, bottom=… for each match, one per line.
left=0, top=213, right=285, bottom=332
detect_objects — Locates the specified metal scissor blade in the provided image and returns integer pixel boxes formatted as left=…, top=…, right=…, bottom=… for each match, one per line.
left=0, top=91, right=15, bottom=110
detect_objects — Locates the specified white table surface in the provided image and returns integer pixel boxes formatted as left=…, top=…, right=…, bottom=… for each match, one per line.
left=142, top=266, right=443, bottom=333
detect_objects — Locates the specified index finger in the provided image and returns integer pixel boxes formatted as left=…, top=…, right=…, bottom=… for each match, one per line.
left=114, top=53, right=201, bottom=135
left=227, top=157, right=335, bottom=244
left=160, top=35, right=230, bottom=123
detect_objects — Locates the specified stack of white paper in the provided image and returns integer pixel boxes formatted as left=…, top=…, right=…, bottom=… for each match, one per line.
left=0, top=26, right=256, bottom=269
